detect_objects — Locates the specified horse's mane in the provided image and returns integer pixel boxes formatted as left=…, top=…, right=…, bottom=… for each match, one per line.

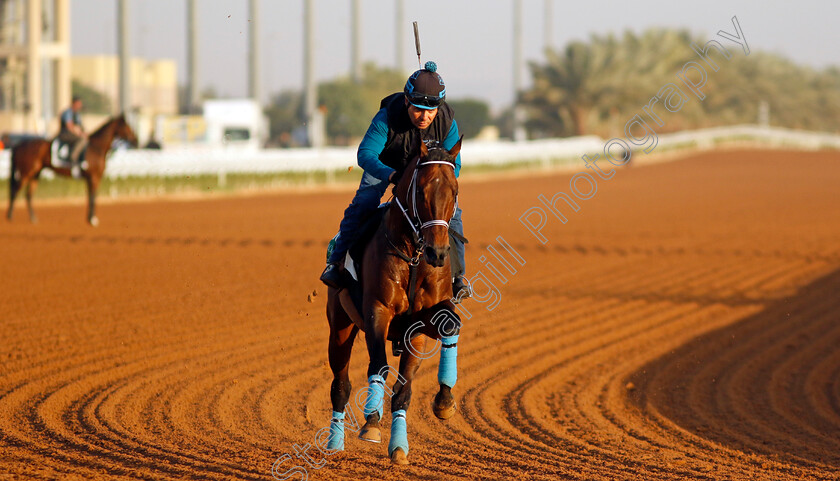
left=89, top=115, right=123, bottom=140
left=394, top=147, right=456, bottom=197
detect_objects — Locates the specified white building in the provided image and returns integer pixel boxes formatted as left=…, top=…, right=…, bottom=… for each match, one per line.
left=202, top=99, right=268, bottom=149
left=155, top=99, right=268, bottom=150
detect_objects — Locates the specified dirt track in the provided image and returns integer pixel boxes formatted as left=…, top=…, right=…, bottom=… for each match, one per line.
left=1, top=149, right=839, bottom=480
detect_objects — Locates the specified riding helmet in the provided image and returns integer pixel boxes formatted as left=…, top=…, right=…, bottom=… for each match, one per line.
left=404, top=61, right=446, bottom=110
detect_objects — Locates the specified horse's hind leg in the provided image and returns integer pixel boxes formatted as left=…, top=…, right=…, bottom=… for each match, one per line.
left=7, top=173, right=21, bottom=221
left=326, top=291, right=359, bottom=451
left=386, top=335, right=427, bottom=465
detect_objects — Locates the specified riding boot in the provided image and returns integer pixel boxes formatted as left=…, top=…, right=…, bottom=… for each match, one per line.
left=449, top=206, right=471, bottom=302
left=452, top=276, right=471, bottom=304
left=320, top=172, right=388, bottom=287
left=70, top=156, right=82, bottom=179
left=319, top=263, right=344, bottom=289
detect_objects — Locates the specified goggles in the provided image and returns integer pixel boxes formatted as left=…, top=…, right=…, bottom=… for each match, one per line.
left=407, top=93, right=442, bottom=110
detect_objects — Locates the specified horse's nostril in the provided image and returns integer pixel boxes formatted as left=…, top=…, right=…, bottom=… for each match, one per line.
left=424, top=246, right=448, bottom=266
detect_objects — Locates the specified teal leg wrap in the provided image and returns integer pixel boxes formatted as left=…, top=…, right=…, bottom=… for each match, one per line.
left=438, top=334, right=459, bottom=387
left=388, top=409, right=409, bottom=455
left=363, top=374, right=385, bottom=419
left=327, top=411, right=345, bottom=451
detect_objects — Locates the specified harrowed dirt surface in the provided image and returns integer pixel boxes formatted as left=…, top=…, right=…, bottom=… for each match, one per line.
left=1, top=149, right=840, bottom=480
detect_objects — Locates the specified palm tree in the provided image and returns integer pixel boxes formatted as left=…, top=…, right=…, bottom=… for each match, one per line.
left=522, top=38, right=618, bottom=136
left=522, top=29, right=697, bottom=137
left=523, top=27, right=840, bottom=137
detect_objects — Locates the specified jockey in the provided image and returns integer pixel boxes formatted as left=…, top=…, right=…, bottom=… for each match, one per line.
left=320, top=61, right=471, bottom=301
left=57, top=96, right=88, bottom=176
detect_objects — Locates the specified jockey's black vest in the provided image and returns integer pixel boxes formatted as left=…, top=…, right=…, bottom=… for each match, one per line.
left=378, top=92, right=454, bottom=176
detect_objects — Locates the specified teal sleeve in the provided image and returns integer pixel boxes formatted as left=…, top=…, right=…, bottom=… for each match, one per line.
left=443, top=120, right=462, bottom=178
left=357, top=109, right=396, bottom=182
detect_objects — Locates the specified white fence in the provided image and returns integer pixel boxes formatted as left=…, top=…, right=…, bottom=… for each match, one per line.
left=1, top=125, right=838, bottom=180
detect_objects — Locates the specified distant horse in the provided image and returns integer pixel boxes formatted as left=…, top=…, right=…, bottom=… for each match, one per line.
left=7, top=114, right=138, bottom=226
left=325, top=138, right=463, bottom=465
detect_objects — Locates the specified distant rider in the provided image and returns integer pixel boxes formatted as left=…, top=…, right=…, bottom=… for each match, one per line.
left=57, top=96, right=88, bottom=176
left=319, top=61, right=471, bottom=301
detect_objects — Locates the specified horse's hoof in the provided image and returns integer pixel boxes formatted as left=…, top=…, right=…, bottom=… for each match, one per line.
left=390, top=447, right=408, bottom=465
left=433, top=387, right=457, bottom=420
left=89, top=216, right=99, bottom=227
left=29, top=216, right=38, bottom=224
left=359, top=425, right=381, bottom=443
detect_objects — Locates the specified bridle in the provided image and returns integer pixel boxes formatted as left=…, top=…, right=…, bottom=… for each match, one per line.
left=390, top=153, right=458, bottom=265
left=385, top=150, right=458, bottom=332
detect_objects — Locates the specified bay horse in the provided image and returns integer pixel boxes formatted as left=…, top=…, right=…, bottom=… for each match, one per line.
left=7, top=114, right=138, bottom=226
left=325, top=138, right=464, bottom=465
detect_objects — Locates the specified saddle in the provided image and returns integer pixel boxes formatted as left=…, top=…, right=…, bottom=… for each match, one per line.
left=348, top=204, right=390, bottom=275
left=338, top=204, right=416, bottom=354
left=51, top=138, right=87, bottom=168
left=337, top=203, right=390, bottom=315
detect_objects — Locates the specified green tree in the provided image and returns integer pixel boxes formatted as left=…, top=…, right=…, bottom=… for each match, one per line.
left=707, top=52, right=840, bottom=132
left=522, top=29, right=697, bottom=137
left=521, top=37, right=621, bottom=137
left=318, top=63, right=405, bottom=144
left=266, top=64, right=498, bottom=145
left=264, top=90, right=304, bottom=147
left=446, top=99, right=490, bottom=139
left=71, top=79, right=111, bottom=114
left=266, top=63, right=406, bottom=146
left=522, top=27, right=840, bottom=137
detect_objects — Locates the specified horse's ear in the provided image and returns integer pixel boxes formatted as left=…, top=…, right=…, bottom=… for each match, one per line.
left=420, top=139, right=429, bottom=158
left=448, top=135, right=464, bottom=158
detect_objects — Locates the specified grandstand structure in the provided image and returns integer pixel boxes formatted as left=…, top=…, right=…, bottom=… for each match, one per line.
left=0, top=0, right=71, bottom=135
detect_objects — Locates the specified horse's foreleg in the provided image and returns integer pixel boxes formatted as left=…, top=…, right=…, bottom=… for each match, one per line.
left=388, top=335, right=426, bottom=465
left=327, top=298, right=358, bottom=451
left=433, top=304, right=461, bottom=420
left=85, top=175, right=100, bottom=226
left=359, top=304, right=393, bottom=444
left=25, top=178, right=38, bottom=224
